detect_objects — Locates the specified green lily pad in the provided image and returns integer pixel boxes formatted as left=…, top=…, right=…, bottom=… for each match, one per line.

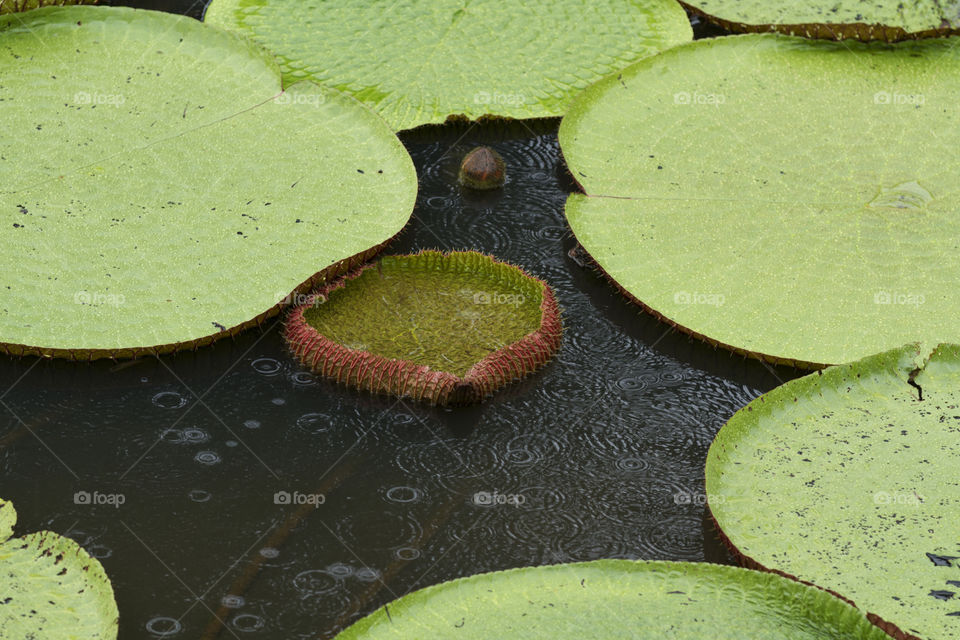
left=707, top=342, right=960, bottom=640
left=335, top=559, right=893, bottom=639
left=285, top=251, right=562, bottom=405
left=203, top=0, right=692, bottom=131
left=0, top=497, right=118, bottom=639
left=681, top=0, right=960, bottom=41
left=561, top=34, right=960, bottom=368
left=0, top=6, right=417, bottom=359
left=0, top=0, right=97, bottom=14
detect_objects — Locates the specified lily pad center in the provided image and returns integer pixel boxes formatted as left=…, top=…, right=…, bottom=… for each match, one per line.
left=302, top=252, right=546, bottom=377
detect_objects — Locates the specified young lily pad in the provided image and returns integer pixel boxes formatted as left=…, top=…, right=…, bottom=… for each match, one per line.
left=707, top=342, right=960, bottom=640
left=335, top=559, right=893, bottom=639
left=203, top=0, right=692, bottom=131
left=561, top=34, right=960, bottom=368
left=285, top=251, right=562, bottom=405
left=0, top=6, right=417, bottom=359
left=0, top=498, right=118, bottom=639
left=681, top=0, right=960, bottom=41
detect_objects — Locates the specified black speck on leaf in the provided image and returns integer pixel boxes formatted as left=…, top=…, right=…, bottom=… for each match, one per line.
left=926, top=553, right=958, bottom=567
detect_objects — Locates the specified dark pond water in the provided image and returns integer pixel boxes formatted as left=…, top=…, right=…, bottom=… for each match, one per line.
left=0, top=3, right=800, bottom=638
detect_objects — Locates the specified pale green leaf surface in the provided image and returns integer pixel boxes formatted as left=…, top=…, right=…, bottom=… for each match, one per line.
left=0, top=7, right=417, bottom=356
left=707, top=342, right=960, bottom=640
left=561, top=35, right=960, bottom=366
left=0, top=497, right=118, bottom=639
left=203, top=0, right=693, bottom=131
left=335, top=560, right=892, bottom=639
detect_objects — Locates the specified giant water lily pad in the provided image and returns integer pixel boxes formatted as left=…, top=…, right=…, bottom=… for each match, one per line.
left=203, top=0, right=692, bottom=131
left=285, top=251, right=562, bottom=405
left=335, top=559, right=893, bottom=639
left=561, top=34, right=960, bottom=368
left=707, top=342, right=960, bottom=640
left=0, top=7, right=417, bottom=359
left=681, top=0, right=960, bottom=40
left=0, top=498, right=118, bottom=639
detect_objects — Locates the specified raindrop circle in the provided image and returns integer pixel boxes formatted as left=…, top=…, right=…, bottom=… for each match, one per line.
left=86, top=544, right=112, bottom=559
left=296, top=413, right=331, bottom=435
left=251, top=357, right=282, bottom=375
left=355, top=567, right=381, bottom=582
left=182, top=428, right=209, bottom=443
left=504, top=447, right=538, bottom=465
left=425, top=195, right=453, bottom=209
left=145, top=616, right=181, bottom=636
left=259, top=547, right=279, bottom=559
left=290, top=371, right=316, bottom=386
left=385, top=486, right=422, bottom=504
left=293, top=569, right=338, bottom=594
left=271, top=397, right=286, bottom=406
left=394, top=547, right=420, bottom=561
left=327, top=562, right=353, bottom=578
left=243, top=420, right=261, bottom=429
left=615, top=376, right=647, bottom=393
left=194, top=450, right=221, bottom=466
left=188, top=489, right=211, bottom=503
left=231, top=613, right=264, bottom=632
left=660, top=371, right=685, bottom=384
left=616, top=456, right=650, bottom=472
left=637, top=515, right=704, bottom=561
left=535, top=225, right=567, bottom=241
left=221, top=595, right=245, bottom=609
left=151, top=391, right=187, bottom=409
